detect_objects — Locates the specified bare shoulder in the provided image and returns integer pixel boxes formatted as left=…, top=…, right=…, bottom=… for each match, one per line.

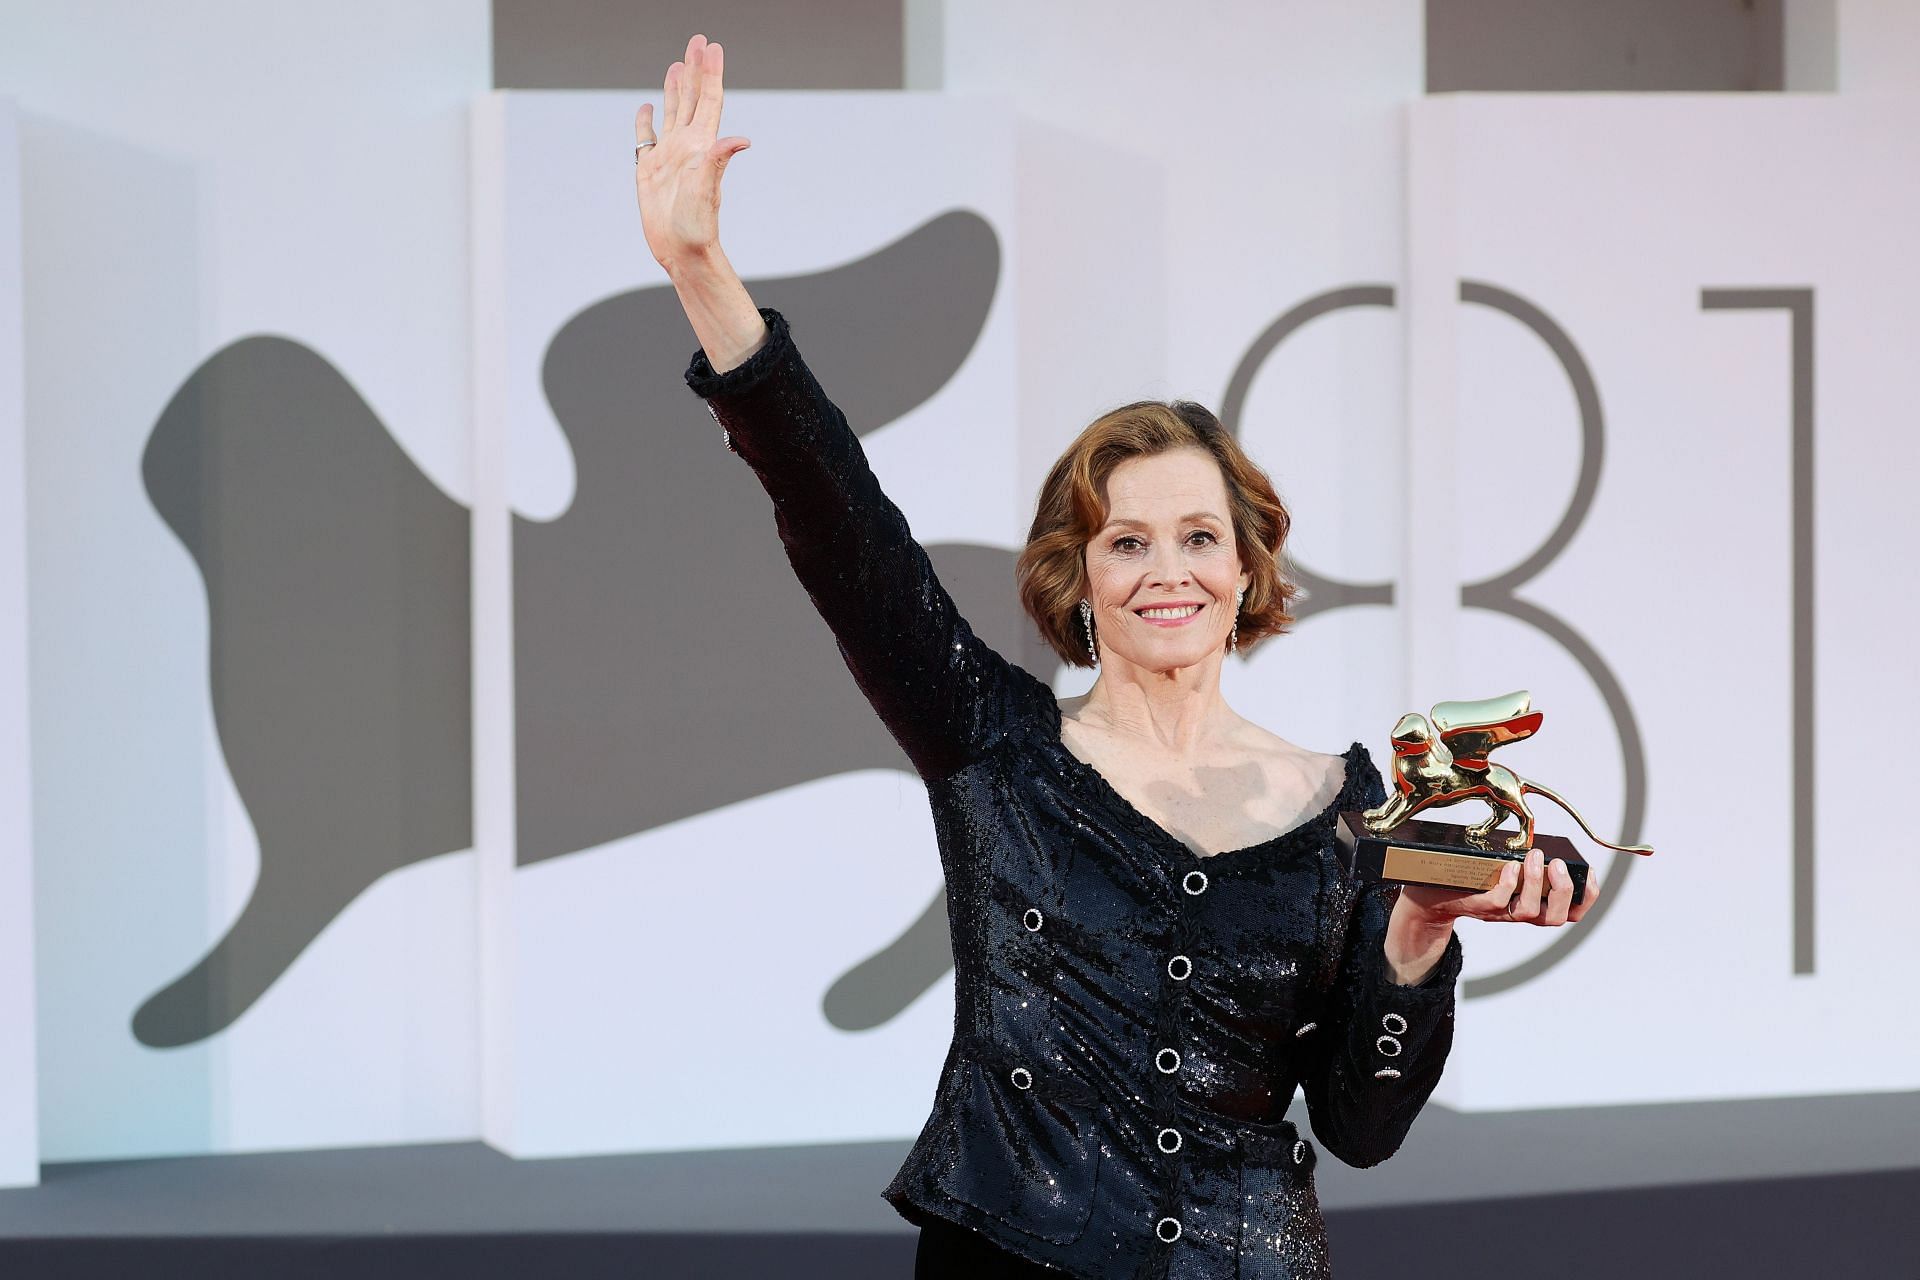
left=1230, top=717, right=1349, bottom=788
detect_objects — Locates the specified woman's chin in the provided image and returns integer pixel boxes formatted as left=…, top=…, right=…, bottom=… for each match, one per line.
left=1113, top=636, right=1226, bottom=672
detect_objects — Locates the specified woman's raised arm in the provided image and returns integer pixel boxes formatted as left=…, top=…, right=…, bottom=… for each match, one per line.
left=634, top=33, right=765, bottom=372
left=633, top=35, right=1051, bottom=783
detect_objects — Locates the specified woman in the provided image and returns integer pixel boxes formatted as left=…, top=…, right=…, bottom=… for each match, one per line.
left=634, top=34, right=1599, bottom=1279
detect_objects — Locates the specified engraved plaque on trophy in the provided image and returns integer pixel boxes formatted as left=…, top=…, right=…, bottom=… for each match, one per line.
left=1335, top=690, right=1653, bottom=905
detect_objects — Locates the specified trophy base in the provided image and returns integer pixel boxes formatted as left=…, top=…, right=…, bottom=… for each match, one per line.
left=1336, top=812, right=1588, bottom=907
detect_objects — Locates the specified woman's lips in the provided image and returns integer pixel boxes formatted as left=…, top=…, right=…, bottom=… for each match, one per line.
left=1135, top=603, right=1205, bottom=628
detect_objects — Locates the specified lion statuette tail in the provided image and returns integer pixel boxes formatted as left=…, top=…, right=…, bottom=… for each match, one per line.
left=1519, top=778, right=1654, bottom=856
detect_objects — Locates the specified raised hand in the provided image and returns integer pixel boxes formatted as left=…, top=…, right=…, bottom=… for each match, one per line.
left=635, top=33, right=752, bottom=274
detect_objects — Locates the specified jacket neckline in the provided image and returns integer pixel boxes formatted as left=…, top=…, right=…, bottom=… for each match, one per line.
left=1042, top=696, right=1367, bottom=865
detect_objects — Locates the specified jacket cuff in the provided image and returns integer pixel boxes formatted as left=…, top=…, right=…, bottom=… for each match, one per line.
left=684, top=306, right=792, bottom=400
left=1351, top=929, right=1461, bottom=1080
left=682, top=307, right=824, bottom=466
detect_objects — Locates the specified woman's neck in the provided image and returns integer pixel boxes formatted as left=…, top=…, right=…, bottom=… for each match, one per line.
left=1076, top=657, right=1238, bottom=756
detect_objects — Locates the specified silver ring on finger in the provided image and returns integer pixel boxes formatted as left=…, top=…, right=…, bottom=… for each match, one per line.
left=1504, top=900, right=1517, bottom=921
left=635, top=141, right=657, bottom=161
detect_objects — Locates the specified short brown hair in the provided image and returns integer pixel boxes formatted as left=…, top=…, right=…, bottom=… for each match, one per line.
left=1016, top=401, right=1298, bottom=669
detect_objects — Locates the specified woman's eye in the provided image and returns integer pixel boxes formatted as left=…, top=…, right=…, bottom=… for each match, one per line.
left=1110, top=531, right=1217, bottom=553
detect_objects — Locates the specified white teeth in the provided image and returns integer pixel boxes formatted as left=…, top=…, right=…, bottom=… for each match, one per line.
left=1139, top=605, right=1201, bottom=619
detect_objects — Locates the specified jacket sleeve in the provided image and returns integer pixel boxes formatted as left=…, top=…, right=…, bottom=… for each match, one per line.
left=1303, top=753, right=1464, bottom=1168
left=684, top=306, right=1046, bottom=782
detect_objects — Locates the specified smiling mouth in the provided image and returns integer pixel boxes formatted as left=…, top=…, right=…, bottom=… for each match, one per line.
left=1135, top=603, right=1204, bottom=626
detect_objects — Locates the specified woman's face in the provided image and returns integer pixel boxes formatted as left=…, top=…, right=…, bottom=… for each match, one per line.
left=1083, top=447, right=1251, bottom=674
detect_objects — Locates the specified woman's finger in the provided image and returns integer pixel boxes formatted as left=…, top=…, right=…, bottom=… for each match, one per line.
left=1459, top=859, right=1520, bottom=921
left=1569, top=861, right=1603, bottom=923
left=662, top=62, right=682, bottom=134
left=1510, top=848, right=1545, bottom=922
left=693, top=41, right=726, bottom=137
left=679, top=34, right=707, bottom=128
left=1540, top=858, right=1573, bottom=926
left=707, top=134, right=751, bottom=177
left=1476, top=860, right=1518, bottom=920
left=1452, top=861, right=1518, bottom=922
left=633, top=104, right=658, bottom=179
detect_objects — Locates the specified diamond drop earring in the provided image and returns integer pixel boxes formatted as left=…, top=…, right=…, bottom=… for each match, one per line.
left=1079, top=598, right=1098, bottom=667
left=1229, top=585, right=1245, bottom=655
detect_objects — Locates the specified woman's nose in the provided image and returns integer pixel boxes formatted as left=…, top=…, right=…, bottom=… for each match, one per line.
left=1148, top=544, right=1191, bottom=586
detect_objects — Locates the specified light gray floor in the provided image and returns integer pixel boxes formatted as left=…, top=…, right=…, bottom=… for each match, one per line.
left=0, top=1090, right=1912, bottom=1236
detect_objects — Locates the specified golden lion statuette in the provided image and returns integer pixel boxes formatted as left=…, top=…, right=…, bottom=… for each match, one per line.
left=1336, top=690, right=1653, bottom=905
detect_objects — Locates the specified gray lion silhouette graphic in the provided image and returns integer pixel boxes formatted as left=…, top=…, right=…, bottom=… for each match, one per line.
left=134, top=210, right=1039, bottom=1047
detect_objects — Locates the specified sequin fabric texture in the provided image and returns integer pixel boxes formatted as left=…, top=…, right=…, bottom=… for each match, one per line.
left=686, top=309, right=1464, bottom=1280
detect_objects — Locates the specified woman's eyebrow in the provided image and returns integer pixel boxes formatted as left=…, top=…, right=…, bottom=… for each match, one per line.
left=1104, top=512, right=1225, bottom=529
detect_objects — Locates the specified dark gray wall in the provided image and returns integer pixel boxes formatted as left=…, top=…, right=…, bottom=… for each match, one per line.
left=1428, top=0, right=1785, bottom=91
left=498, top=1, right=1795, bottom=95
left=492, top=0, right=904, bottom=88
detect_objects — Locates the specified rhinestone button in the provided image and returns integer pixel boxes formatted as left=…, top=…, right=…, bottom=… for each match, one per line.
left=1156, top=1216, right=1183, bottom=1243
left=1376, top=1035, right=1403, bottom=1058
left=1382, top=1012, right=1408, bottom=1035
left=1292, top=1139, right=1309, bottom=1165
left=1023, top=907, right=1044, bottom=932
left=1010, top=1067, right=1033, bottom=1090
left=1166, top=954, right=1192, bottom=981
left=1182, top=870, right=1209, bottom=896
left=1156, top=1126, right=1183, bottom=1154
left=1155, top=1048, right=1182, bottom=1074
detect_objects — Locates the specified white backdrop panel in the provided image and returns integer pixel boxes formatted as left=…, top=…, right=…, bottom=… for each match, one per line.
left=1408, top=94, right=1920, bottom=1109
left=0, top=96, right=39, bottom=1189
left=1, top=2, right=488, bottom=1160
left=478, top=91, right=1020, bottom=1156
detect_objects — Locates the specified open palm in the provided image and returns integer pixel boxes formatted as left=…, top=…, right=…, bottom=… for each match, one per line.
left=634, top=33, right=751, bottom=272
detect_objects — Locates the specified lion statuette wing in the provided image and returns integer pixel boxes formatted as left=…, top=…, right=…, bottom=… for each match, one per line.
left=1430, top=690, right=1543, bottom=770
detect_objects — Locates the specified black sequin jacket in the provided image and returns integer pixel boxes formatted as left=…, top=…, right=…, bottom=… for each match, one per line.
left=686, top=308, right=1463, bottom=1279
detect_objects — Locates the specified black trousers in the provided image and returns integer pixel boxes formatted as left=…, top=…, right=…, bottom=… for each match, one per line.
left=913, top=1216, right=1064, bottom=1277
